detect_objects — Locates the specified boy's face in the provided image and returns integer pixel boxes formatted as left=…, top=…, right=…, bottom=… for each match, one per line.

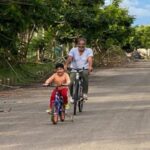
left=56, top=67, right=64, bottom=76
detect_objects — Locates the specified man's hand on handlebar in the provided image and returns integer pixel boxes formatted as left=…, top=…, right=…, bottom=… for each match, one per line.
left=64, top=64, right=68, bottom=71
left=88, top=66, right=93, bottom=74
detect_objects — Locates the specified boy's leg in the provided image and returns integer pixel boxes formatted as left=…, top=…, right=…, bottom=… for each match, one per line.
left=69, top=72, right=76, bottom=97
left=50, top=89, right=56, bottom=109
left=60, top=88, right=68, bottom=105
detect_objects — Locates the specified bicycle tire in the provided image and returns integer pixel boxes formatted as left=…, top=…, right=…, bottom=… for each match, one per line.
left=74, top=99, right=77, bottom=115
left=78, top=81, right=84, bottom=112
left=51, top=106, right=58, bottom=125
left=60, top=106, right=65, bottom=122
left=78, top=100, right=83, bottom=112
left=73, top=82, right=79, bottom=115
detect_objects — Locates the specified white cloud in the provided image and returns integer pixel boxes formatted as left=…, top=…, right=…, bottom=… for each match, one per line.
left=105, top=0, right=111, bottom=5
left=105, top=0, right=150, bottom=18
left=120, top=0, right=150, bottom=18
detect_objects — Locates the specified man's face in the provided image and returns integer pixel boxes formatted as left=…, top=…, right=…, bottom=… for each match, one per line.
left=78, top=40, right=86, bottom=51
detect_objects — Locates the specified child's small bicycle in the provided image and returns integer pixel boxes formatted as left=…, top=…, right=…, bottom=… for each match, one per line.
left=44, top=84, right=69, bottom=125
left=51, top=86, right=66, bottom=124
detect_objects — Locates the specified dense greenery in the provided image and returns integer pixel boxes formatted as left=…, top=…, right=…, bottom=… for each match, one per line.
left=0, top=0, right=62, bottom=64
left=0, top=62, right=53, bottom=87
left=131, top=26, right=150, bottom=49
left=0, top=0, right=135, bottom=65
left=1, top=0, right=150, bottom=86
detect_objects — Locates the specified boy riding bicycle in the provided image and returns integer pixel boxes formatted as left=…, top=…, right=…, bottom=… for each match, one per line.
left=43, top=63, right=70, bottom=113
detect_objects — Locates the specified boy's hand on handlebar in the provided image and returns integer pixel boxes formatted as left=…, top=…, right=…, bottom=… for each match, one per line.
left=43, top=83, right=49, bottom=86
left=61, top=83, right=70, bottom=86
left=56, top=83, right=62, bottom=87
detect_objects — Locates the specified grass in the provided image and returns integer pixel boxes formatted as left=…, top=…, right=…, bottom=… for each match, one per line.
left=0, top=62, right=53, bottom=87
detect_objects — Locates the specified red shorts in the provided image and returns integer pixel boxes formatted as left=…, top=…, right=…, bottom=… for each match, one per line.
left=50, top=88, right=68, bottom=109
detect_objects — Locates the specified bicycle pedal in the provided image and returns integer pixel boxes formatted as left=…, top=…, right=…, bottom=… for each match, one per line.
left=79, top=98, right=84, bottom=101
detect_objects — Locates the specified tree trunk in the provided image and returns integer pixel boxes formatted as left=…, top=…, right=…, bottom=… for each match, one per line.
left=36, top=49, right=40, bottom=63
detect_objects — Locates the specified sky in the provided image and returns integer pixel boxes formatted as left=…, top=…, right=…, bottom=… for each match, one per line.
left=105, top=0, right=150, bottom=26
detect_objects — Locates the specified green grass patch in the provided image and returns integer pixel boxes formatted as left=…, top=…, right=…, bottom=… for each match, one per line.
left=0, top=62, right=53, bottom=86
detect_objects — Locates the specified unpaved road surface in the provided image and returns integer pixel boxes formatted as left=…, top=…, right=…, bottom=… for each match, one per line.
left=1, top=61, right=150, bottom=150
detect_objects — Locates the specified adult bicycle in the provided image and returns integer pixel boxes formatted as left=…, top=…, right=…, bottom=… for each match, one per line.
left=69, top=68, right=86, bottom=115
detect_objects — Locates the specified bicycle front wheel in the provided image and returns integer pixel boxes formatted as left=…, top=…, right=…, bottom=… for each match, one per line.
left=78, top=100, right=83, bottom=112
left=60, top=106, right=65, bottom=122
left=73, top=82, right=79, bottom=115
left=51, top=106, right=58, bottom=125
left=78, top=81, right=84, bottom=112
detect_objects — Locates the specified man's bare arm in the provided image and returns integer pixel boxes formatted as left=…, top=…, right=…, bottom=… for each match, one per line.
left=87, top=56, right=93, bottom=73
left=64, top=56, right=73, bottom=70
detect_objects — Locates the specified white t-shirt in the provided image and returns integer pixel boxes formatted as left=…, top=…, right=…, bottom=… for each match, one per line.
left=69, top=47, right=93, bottom=69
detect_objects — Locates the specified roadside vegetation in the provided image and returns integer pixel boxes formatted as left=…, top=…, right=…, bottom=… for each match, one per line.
left=0, top=0, right=150, bottom=86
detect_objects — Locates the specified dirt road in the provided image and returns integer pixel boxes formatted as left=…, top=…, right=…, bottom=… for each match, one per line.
left=1, top=61, right=150, bottom=150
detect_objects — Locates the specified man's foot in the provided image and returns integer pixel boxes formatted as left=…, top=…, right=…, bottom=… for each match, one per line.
left=70, top=97, right=74, bottom=104
left=83, top=94, right=88, bottom=100
left=46, top=109, right=51, bottom=115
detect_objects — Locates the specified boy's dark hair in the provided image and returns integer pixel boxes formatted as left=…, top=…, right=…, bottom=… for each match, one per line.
left=55, top=63, right=64, bottom=69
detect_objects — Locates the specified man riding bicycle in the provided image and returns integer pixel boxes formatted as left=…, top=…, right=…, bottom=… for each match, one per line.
left=65, top=38, right=93, bottom=102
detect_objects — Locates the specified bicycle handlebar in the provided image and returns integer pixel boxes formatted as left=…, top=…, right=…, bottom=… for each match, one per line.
left=43, top=84, right=69, bottom=87
left=67, top=67, right=88, bottom=72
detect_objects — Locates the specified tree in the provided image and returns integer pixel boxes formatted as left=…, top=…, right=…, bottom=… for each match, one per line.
left=0, top=0, right=62, bottom=63
left=0, top=0, right=134, bottom=65
left=131, top=26, right=150, bottom=49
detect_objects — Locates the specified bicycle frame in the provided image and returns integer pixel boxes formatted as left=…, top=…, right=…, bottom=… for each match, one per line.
left=53, top=90, right=63, bottom=115
left=43, top=84, right=67, bottom=124
left=74, top=74, right=83, bottom=100
left=69, top=68, right=87, bottom=115
left=50, top=86, right=66, bottom=124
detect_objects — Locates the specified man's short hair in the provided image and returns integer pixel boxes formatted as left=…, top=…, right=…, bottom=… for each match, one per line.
left=77, top=38, right=87, bottom=44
